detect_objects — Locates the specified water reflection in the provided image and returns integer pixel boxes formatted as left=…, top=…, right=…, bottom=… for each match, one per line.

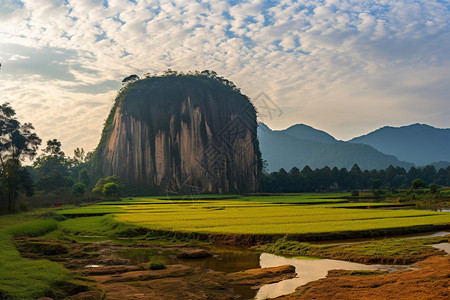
left=256, top=253, right=385, bottom=300
left=165, top=248, right=261, bottom=273
left=117, top=248, right=413, bottom=300
left=433, top=243, right=450, bottom=254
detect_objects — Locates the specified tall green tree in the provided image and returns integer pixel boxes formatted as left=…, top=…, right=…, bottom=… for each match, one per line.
left=411, top=178, right=426, bottom=190
left=0, top=103, right=41, bottom=212
left=33, top=139, right=73, bottom=193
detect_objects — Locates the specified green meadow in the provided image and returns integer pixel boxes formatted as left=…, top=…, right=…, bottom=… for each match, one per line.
left=1, top=194, right=449, bottom=299
left=0, top=211, right=69, bottom=299
left=58, top=195, right=450, bottom=237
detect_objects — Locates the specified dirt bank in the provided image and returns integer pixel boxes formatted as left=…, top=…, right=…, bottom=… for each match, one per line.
left=275, top=255, right=450, bottom=300
left=14, top=235, right=450, bottom=300
left=88, top=264, right=295, bottom=300
left=144, top=224, right=450, bottom=247
left=15, top=237, right=296, bottom=299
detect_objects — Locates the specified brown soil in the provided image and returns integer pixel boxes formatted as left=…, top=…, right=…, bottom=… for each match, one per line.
left=14, top=237, right=296, bottom=299
left=275, top=255, right=450, bottom=300
left=90, top=265, right=296, bottom=300
left=226, top=265, right=296, bottom=287
left=15, top=236, right=450, bottom=300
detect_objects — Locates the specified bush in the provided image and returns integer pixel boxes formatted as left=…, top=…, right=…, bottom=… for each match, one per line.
left=92, top=176, right=121, bottom=194
left=72, top=183, right=87, bottom=197
left=411, top=178, right=426, bottom=189
left=102, top=182, right=120, bottom=199
left=149, top=262, right=166, bottom=270
left=429, top=183, right=439, bottom=193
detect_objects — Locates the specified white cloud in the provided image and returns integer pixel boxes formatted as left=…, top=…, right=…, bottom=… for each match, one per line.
left=0, top=0, right=449, bottom=152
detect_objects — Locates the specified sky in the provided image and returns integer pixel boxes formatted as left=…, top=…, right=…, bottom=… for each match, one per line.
left=1, top=0, right=449, bottom=155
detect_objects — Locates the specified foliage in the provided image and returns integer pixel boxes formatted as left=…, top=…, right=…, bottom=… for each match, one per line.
left=43, top=139, right=65, bottom=157
left=351, top=190, right=360, bottom=197
left=412, top=178, right=426, bottom=189
left=77, top=168, right=90, bottom=187
left=260, top=164, right=450, bottom=193
left=102, top=182, right=120, bottom=199
left=72, top=182, right=87, bottom=197
left=0, top=102, right=41, bottom=212
left=92, top=175, right=121, bottom=194
left=32, top=139, right=79, bottom=195
left=122, top=74, right=140, bottom=85
left=149, top=262, right=166, bottom=270
left=429, top=183, right=439, bottom=193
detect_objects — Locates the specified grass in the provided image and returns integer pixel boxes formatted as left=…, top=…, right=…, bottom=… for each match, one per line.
left=58, top=196, right=450, bottom=238
left=260, top=235, right=450, bottom=264
left=157, top=194, right=241, bottom=200
left=57, top=214, right=146, bottom=238
left=236, top=195, right=348, bottom=204
left=0, top=211, right=69, bottom=299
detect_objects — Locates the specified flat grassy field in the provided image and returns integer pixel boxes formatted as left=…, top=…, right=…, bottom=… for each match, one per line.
left=58, top=195, right=450, bottom=236
left=0, top=210, right=69, bottom=299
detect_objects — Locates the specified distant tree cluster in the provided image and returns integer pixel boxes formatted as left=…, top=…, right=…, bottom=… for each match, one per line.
left=260, top=164, right=450, bottom=193
left=0, top=102, right=103, bottom=212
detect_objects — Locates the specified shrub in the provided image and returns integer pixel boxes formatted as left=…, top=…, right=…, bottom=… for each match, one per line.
left=102, top=182, right=120, bottom=199
left=149, top=262, right=166, bottom=270
left=411, top=178, right=426, bottom=189
left=92, top=176, right=121, bottom=194
left=72, top=183, right=87, bottom=197
left=429, top=183, right=439, bottom=193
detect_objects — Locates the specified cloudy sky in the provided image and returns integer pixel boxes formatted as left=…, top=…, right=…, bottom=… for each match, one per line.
left=1, top=0, right=449, bottom=155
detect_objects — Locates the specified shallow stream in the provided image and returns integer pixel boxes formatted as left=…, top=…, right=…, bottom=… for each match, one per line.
left=117, top=246, right=421, bottom=299
left=116, top=229, right=449, bottom=299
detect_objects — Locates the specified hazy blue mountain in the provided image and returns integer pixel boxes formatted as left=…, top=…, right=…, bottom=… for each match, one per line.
left=349, top=123, right=450, bottom=166
left=258, top=123, right=413, bottom=172
left=283, top=124, right=337, bottom=144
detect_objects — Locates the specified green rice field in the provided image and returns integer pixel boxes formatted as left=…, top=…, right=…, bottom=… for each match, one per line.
left=58, top=195, right=450, bottom=236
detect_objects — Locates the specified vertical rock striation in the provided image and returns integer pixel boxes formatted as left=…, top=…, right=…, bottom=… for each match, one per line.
left=93, top=74, right=261, bottom=194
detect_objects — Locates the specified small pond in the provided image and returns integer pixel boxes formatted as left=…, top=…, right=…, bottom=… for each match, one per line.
left=117, top=247, right=413, bottom=299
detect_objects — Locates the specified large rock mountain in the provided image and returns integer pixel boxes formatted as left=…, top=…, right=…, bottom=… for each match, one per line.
left=258, top=123, right=413, bottom=172
left=349, top=123, right=450, bottom=166
left=93, top=74, right=261, bottom=194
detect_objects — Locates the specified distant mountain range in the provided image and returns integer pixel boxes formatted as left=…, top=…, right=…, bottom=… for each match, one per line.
left=349, top=124, right=450, bottom=166
left=258, top=123, right=450, bottom=172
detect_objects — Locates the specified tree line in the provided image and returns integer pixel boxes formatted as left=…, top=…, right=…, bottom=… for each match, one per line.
left=1, top=103, right=120, bottom=213
left=260, top=164, right=450, bottom=193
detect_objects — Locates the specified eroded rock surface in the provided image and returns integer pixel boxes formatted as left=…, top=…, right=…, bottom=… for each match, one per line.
left=94, top=75, right=261, bottom=193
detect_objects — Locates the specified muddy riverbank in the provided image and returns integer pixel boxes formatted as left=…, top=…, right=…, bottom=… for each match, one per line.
left=16, top=234, right=450, bottom=299
left=275, top=255, right=450, bottom=300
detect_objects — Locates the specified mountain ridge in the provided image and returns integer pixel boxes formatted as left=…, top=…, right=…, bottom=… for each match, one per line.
left=258, top=122, right=449, bottom=172
left=349, top=123, right=450, bottom=166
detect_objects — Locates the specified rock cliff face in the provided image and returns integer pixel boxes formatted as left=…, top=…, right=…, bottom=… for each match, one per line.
left=94, top=74, right=261, bottom=194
